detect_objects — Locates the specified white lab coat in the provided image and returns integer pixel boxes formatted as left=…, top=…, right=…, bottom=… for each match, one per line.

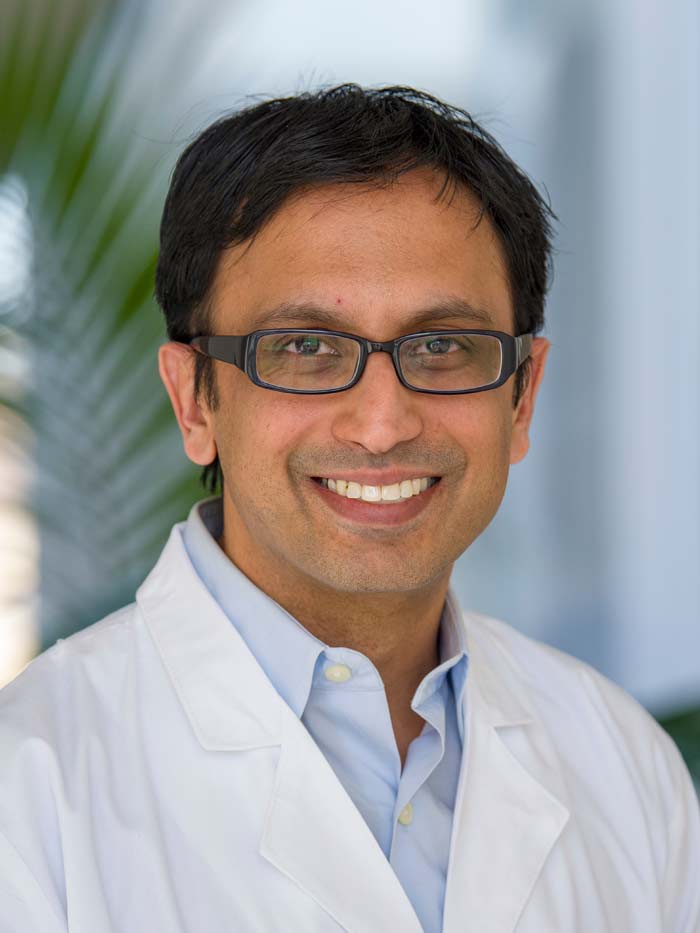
left=0, top=522, right=698, bottom=933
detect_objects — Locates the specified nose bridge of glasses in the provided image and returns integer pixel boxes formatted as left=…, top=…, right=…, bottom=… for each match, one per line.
left=362, top=338, right=403, bottom=377
left=367, top=339, right=395, bottom=352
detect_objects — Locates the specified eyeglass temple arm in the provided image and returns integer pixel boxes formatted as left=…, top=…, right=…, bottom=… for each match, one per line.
left=188, top=336, right=247, bottom=370
left=516, top=334, right=533, bottom=369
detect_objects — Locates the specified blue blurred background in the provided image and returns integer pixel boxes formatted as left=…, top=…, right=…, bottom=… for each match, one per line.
left=1, top=0, right=698, bottom=777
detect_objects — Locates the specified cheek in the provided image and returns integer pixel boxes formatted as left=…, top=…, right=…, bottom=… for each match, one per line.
left=437, top=393, right=511, bottom=453
left=215, top=393, right=316, bottom=480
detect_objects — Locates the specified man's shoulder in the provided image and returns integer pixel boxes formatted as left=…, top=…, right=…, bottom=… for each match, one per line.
left=5, top=600, right=138, bottom=678
left=465, top=606, right=659, bottom=730
left=0, top=602, right=140, bottom=749
left=462, top=607, right=693, bottom=801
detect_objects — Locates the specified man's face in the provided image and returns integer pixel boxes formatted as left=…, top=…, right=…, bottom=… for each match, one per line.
left=166, top=169, right=549, bottom=600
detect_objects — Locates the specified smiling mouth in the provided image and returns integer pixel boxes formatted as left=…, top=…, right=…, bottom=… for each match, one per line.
left=311, top=476, right=441, bottom=503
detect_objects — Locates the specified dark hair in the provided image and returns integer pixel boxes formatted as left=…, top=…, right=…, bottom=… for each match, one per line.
left=155, top=84, right=556, bottom=494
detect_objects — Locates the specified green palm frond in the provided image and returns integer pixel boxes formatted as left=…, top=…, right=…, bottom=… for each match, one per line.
left=656, top=708, right=700, bottom=792
left=0, top=0, right=210, bottom=648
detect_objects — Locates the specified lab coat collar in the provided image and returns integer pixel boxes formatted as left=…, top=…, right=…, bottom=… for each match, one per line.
left=137, top=519, right=284, bottom=750
left=136, top=517, right=569, bottom=933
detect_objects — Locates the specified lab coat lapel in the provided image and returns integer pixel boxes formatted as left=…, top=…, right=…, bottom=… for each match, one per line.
left=443, top=612, right=570, bottom=933
left=138, top=524, right=422, bottom=933
left=261, top=706, right=423, bottom=933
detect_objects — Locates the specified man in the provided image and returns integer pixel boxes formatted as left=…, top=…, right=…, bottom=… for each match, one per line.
left=0, top=85, right=698, bottom=933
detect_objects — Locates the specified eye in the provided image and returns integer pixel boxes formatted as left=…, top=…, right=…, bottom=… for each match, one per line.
left=413, top=336, right=473, bottom=355
left=421, top=337, right=454, bottom=354
left=275, top=335, right=339, bottom=355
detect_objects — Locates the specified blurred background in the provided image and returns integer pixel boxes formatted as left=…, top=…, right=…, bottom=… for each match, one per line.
left=1, top=0, right=698, bottom=783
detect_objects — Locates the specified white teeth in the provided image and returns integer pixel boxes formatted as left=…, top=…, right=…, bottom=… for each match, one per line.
left=319, top=476, right=437, bottom=502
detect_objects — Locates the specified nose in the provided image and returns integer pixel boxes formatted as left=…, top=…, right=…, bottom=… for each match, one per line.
left=329, top=349, right=424, bottom=455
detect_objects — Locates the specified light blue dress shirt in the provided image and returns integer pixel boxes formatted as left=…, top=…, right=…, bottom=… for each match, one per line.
left=183, top=498, right=469, bottom=933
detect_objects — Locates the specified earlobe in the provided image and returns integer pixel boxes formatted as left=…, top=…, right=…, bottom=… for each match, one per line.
left=158, top=342, right=218, bottom=467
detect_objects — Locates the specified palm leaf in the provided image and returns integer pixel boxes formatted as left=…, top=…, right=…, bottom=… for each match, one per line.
left=656, top=709, right=700, bottom=792
left=0, top=0, right=211, bottom=648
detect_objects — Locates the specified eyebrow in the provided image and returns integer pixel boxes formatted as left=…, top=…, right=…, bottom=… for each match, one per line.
left=249, top=298, right=497, bottom=331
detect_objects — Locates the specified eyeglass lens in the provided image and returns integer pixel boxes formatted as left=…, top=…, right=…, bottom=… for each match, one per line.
left=255, top=332, right=503, bottom=391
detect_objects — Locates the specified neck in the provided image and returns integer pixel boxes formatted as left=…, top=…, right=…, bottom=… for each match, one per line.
left=216, top=529, right=451, bottom=753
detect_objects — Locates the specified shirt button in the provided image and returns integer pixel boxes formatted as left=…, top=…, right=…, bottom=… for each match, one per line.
left=398, top=803, right=414, bottom=826
left=324, top=663, right=352, bottom=683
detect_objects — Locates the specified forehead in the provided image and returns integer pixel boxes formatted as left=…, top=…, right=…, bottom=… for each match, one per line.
left=209, top=169, right=513, bottom=335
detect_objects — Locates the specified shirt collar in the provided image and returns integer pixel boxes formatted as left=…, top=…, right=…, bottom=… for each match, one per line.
left=183, top=497, right=468, bottom=734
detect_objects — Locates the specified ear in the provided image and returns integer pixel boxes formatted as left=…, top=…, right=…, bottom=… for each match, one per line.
left=509, top=337, right=551, bottom=465
left=158, top=342, right=217, bottom=466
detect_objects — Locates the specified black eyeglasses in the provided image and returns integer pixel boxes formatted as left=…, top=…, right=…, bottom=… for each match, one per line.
left=187, top=328, right=533, bottom=395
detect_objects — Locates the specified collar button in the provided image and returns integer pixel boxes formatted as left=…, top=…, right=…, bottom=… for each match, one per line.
left=398, top=803, right=414, bottom=826
left=324, top=663, right=352, bottom=683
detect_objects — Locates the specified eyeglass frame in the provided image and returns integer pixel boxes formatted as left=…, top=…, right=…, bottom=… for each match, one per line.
left=187, top=327, right=534, bottom=396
